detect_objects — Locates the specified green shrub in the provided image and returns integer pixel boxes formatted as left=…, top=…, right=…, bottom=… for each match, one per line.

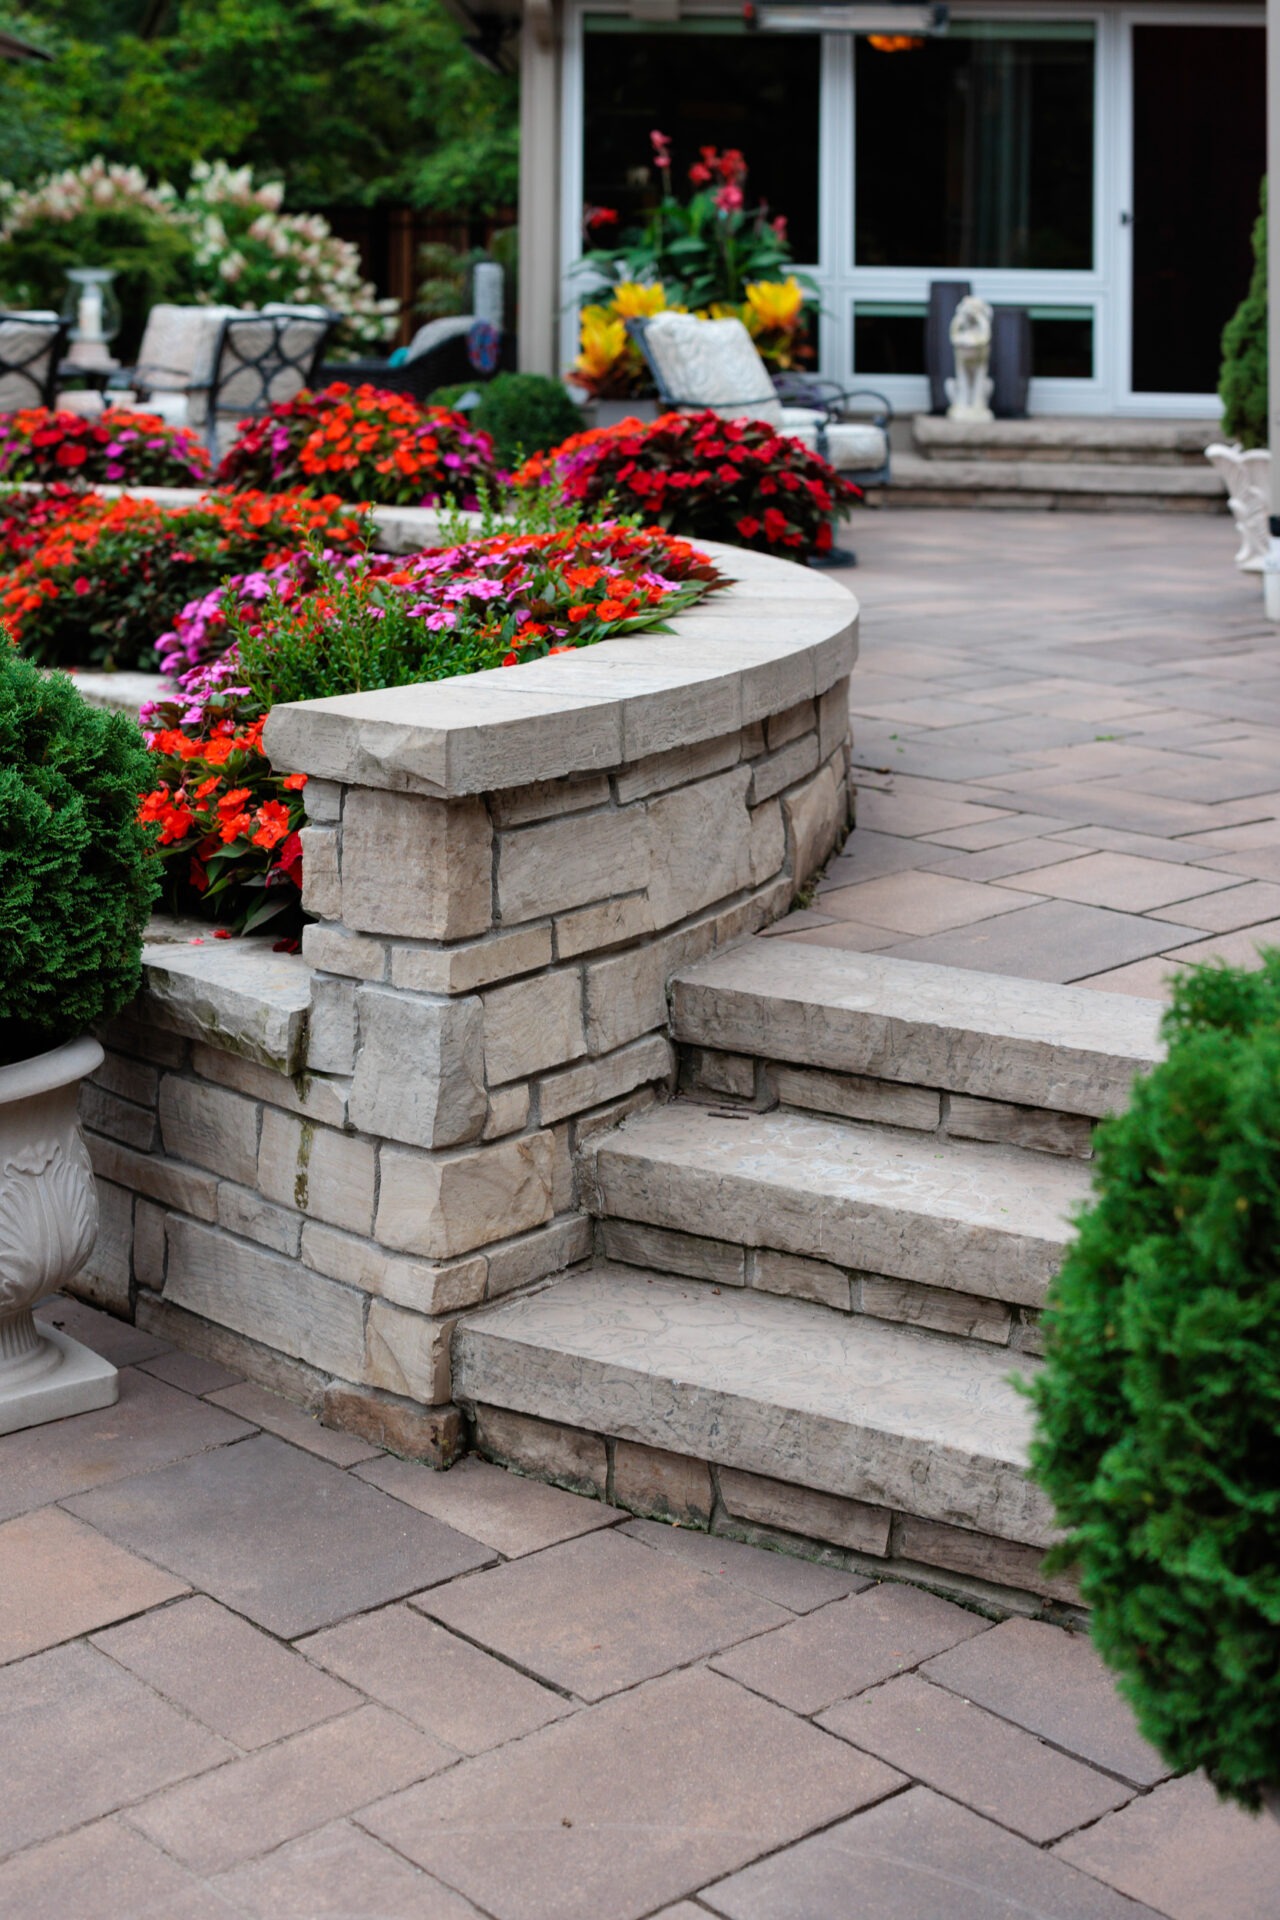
left=1029, top=955, right=1280, bottom=1809
left=0, top=646, right=158, bottom=1064
left=1220, top=178, right=1268, bottom=450
left=430, top=373, right=585, bottom=466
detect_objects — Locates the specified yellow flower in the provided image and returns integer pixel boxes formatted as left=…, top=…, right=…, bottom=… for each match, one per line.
left=745, top=276, right=804, bottom=334
left=610, top=281, right=669, bottom=320
left=575, top=306, right=629, bottom=381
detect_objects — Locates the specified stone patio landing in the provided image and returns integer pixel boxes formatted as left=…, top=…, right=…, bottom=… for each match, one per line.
left=3, top=1292, right=1278, bottom=1920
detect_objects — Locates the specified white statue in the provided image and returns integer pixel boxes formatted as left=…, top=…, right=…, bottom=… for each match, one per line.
left=1205, top=441, right=1271, bottom=572
left=946, top=295, right=994, bottom=423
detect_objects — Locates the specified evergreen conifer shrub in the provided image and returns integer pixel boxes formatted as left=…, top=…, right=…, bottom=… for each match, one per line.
left=0, top=647, right=157, bottom=1064
left=1030, top=955, right=1280, bottom=1808
left=1219, top=178, right=1268, bottom=449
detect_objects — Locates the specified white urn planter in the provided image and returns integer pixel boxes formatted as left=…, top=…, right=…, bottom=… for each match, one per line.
left=0, top=1035, right=117, bottom=1435
left=1205, top=442, right=1270, bottom=572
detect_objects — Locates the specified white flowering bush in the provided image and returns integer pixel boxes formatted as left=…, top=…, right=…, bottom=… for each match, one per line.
left=0, top=156, right=397, bottom=356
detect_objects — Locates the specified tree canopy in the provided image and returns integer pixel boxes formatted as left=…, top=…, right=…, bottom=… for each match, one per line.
left=0, top=0, right=517, bottom=212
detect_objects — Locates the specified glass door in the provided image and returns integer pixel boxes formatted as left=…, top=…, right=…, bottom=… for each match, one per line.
left=1125, top=21, right=1263, bottom=402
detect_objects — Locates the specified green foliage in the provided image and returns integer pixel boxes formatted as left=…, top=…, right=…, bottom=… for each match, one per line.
left=430, top=374, right=586, bottom=466
left=0, top=0, right=517, bottom=213
left=0, top=196, right=195, bottom=363
left=0, top=644, right=157, bottom=1063
left=1029, top=955, right=1280, bottom=1808
left=1220, top=179, right=1268, bottom=450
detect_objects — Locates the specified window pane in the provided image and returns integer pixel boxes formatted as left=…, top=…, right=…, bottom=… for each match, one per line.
left=856, top=25, right=1094, bottom=270
left=1029, top=310, right=1093, bottom=379
left=583, top=23, right=821, bottom=263
left=854, top=303, right=926, bottom=374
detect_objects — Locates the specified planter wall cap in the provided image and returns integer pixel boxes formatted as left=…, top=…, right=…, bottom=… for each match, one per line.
left=0, top=1035, right=104, bottom=1106
left=264, top=546, right=858, bottom=800
left=140, top=940, right=311, bottom=1074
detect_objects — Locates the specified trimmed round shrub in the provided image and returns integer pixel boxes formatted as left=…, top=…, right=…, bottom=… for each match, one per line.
left=429, top=373, right=585, bottom=465
left=0, top=645, right=158, bottom=1064
left=1220, top=178, right=1267, bottom=450
left=1030, top=954, right=1280, bottom=1809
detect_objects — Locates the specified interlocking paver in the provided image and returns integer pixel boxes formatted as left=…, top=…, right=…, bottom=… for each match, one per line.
left=418, top=1527, right=791, bottom=1701
left=0, top=1818, right=241, bottom=1920
left=818, top=1672, right=1133, bottom=1842
left=1001, top=850, right=1239, bottom=912
left=35, top=1293, right=170, bottom=1367
left=63, top=1433, right=496, bottom=1636
left=92, top=1594, right=362, bottom=1748
left=0, top=1366, right=252, bottom=1522
left=0, top=1640, right=231, bottom=1856
left=205, top=1380, right=383, bottom=1465
left=213, top=1821, right=484, bottom=1918
left=880, top=898, right=1202, bottom=981
left=0, top=1506, right=187, bottom=1664
left=1053, top=1773, right=1280, bottom=1920
left=126, top=1703, right=452, bottom=1876
left=298, top=1603, right=572, bottom=1752
left=701, top=1784, right=1164, bottom=1919
left=353, top=1451, right=620, bottom=1555
left=813, top=871, right=1038, bottom=935
left=361, top=1665, right=903, bottom=1920
left=137, top=1349, right=243, bottom=1396
left=710, top=1581, right=988, bottom=1715
left=922, top=1616, right=1170, bottom=1785
left=619, top=1517, right=870, bottom=1611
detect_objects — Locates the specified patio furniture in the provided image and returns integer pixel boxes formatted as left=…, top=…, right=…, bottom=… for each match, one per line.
left=0, top=310, right=68, bottom=410
left=318, top=314, right=515, bottom=405
left=628, top=311, right=891, bottom=563
left=110, top=305, right=337, bottom=454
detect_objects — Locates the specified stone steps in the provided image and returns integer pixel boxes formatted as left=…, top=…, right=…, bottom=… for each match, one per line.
left=877, top=450, right=1225, bottom=513
left=587, top=1100, right=1088, bottom=1317
left=671, top=943, right=1162, bottom=1125
left=911, top=414, right=1215, bottom=468
left=452, top=1265, right=1053, bottom=1552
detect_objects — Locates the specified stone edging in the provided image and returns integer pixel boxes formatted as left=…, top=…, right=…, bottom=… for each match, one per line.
left=264, top=543, right=858, bottom=799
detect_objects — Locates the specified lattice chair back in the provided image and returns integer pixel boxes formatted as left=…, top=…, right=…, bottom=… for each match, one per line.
left=0, top=312, right=67, bottom=412
left=198, top=308, right=337, bottom=453
left=131, top=304, right=239, bottom=397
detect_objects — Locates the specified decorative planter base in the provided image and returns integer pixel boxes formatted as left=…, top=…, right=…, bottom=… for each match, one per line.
left=0, top=1319, right=117, bottom=1437
left=0, top=1035, right=118, bottom=1434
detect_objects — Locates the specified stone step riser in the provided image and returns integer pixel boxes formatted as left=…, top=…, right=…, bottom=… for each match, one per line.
left=453, top=1268, right=1056, bottom=1555
left=681, top=1047, right=1096, bottom=1160
left=595, top=1216, right=1039, bottom=1352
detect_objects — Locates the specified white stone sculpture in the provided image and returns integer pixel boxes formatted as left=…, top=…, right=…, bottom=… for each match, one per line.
left=0, top=1036, right=117, bottom=1434
left=946, top=296, right=994, bottom=423
left=1205, top=442, right=1271, bottom=572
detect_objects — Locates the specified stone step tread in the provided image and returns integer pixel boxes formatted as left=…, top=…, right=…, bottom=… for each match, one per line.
left=912, top=415, right=1213, bottom=455
left=453, top=1266, right=1052, bottom=1547
left=672, top=942, right=1162, bottom=1118
left=590, top=1102, right=1090, bottom=1308
left=889, top=451, right=1223, bottom=496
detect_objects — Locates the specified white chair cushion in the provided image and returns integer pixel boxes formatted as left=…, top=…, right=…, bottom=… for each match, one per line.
left=404, top=315, right=474, bottom=364
left=0, top=314, right=61, bottom=411
left=778, top=412, right=888, bottom=472
left=642, top=313, right=783, bottom=427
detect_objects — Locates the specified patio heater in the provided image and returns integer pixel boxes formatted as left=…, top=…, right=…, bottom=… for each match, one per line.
left=1269, top=0, right=1280, bottom=618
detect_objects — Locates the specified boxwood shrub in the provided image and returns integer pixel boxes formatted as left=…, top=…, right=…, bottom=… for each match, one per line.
left=0, top=646, right=158, bottom=1064
left=1030, top=955, right=1280, bottom=1808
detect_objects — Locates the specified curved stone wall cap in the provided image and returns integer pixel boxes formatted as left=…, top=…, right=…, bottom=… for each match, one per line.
left=0, top=1035, right=104, bottom=1105
left=264, top=545, right=858, bottom=800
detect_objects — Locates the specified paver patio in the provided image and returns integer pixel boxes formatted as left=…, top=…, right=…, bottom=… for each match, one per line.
left=772, top=511, right=1280, bottom=998
left=5, top=1290, right=1279, bottom=1920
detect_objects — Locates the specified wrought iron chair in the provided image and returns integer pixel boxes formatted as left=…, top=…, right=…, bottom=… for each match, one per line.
left=0, top=311, right=68, bottom=411
left=191, top=308, right=338, bottom=455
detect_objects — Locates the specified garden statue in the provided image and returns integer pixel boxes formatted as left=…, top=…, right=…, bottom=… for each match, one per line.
left=946, top=295, right=994, bottom=422
left=1205, top=441, right=1271, bottom=571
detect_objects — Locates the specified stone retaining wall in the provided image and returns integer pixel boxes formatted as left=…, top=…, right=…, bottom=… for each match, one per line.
left=76, top=546, right=858, bottom=1460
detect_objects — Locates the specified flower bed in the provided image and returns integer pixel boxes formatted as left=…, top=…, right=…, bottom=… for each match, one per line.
left=0, top=407, right=212, bottom=489
left=216, top=384, right=501, bottom=506
left=137, top=524, right=724, bottom=935
left=0, top=489, right=367, bottom=671
left=517, top=410, right=858, bottom=560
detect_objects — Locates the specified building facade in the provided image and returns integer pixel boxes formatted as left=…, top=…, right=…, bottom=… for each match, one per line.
left=513, top=0, right=1264, bottom=417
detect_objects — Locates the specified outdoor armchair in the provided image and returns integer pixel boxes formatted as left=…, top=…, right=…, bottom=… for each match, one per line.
left=628, top=312, right=892, bottom=489
left=110, top=306, right=337, bottom=455
left=0, top=310, right=68, bottom=411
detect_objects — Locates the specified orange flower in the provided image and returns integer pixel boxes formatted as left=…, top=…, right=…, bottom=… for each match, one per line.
left=251, top=800, right=291, bottom=850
